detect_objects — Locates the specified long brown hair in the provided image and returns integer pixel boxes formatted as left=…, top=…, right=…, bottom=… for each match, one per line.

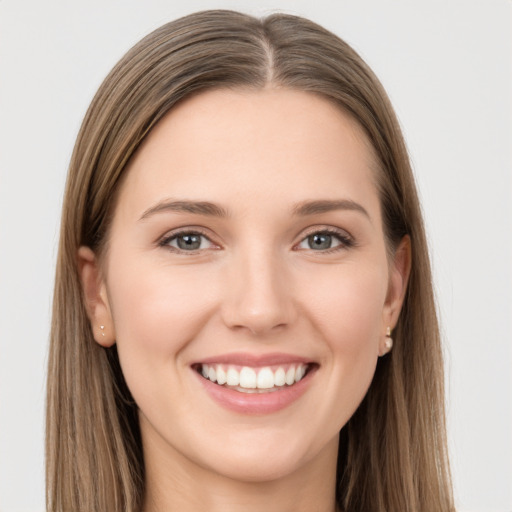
left=47, top=10, right=453, bottom=511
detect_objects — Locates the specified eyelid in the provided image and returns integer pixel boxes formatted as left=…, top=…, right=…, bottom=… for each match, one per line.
left=294, top=225, right=355, bottom=251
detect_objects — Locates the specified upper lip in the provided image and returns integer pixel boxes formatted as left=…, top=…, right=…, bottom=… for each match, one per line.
left=193, top=352, right=315, bottom=367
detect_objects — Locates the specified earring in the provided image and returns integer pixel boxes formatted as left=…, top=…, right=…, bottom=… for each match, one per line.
left=100, top=325, right=105, bottom=337
left=385, top=326, right=393, bottom=352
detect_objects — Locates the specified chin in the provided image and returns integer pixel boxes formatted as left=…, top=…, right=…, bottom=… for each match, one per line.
left=204, top=448, right=308, bottom=483
left=187, top=426, right=337, bottom=484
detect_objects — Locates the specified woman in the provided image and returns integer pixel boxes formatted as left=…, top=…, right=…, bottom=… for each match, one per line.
left=46, top=9, right=453, bottom=512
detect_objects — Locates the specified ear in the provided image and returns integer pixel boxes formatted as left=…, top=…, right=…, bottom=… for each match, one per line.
left=77, top=246, right=116, bottom=347
left=380, top=235, right=411, bottom=355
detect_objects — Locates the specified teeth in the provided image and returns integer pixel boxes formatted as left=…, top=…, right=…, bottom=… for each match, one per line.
left=216, top=366, right=227, bottom=385
left=239, top=367, right=257, bottom=388
left=274, top=367, right=286, bottom=386
left=226, top=367, right=240, bottom=386
left=199, top=363, right=310, bottom=390
left=285, top=367, right=295, bottom=385
left=256, top=367, right=274, bottom=389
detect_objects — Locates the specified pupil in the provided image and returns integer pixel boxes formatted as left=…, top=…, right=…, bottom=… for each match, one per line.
left=178, top=234, right=201, bottom=250
left=309, top=234, right=331, bottom=250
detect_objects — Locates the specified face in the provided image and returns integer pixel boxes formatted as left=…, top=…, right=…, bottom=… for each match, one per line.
left=80, top=89, right=409, bottom=484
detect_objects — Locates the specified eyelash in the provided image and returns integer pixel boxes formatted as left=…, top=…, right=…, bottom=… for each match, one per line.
left=158, top=227, right=355, bottom=254
left=158, top=229, right=216, bottom=253
left=296, top=228, right=355, bottom=253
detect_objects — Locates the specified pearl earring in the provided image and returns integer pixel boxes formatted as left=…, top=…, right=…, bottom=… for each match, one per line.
left=100, top=325, right=105, bottom=337
left=385, top=326, right=393, bottom=351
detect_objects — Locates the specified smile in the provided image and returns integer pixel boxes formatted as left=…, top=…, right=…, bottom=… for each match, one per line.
left=192, top=354, right=318, bottom=414
left=197, top=363, right=310, bottom=393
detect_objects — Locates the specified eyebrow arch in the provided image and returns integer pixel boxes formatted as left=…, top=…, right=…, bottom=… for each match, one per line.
left=139, top=200, right=229, bottom=221
left=292, top=199, right=370, bottom=218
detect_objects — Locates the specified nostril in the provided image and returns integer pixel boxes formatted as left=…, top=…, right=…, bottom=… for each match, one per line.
left=230, top=322, right=288, bottom=337
left=224, top=303, right=293, bottom=335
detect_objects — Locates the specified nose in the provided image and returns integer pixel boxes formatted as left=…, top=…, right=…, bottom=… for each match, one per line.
left=221, top=248, right=296, bottom=336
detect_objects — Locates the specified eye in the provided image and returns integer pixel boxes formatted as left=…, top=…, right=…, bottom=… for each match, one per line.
left=160, top=231, right=216, bottom=252
left=296, top=229, right=353, bottom=252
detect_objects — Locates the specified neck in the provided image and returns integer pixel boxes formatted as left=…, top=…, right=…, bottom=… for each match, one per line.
left=142, top=429, right=339, bottom=512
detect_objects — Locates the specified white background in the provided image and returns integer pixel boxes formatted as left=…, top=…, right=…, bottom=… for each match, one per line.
left=0, top=1, right=510, bottom=511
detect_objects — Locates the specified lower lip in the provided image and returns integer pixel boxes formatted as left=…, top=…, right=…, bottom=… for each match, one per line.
left=194, top=368, right=315, bottom=414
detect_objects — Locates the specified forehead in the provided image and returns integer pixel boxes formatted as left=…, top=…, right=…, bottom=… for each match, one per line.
left=116, top=88, right=380, bottom=221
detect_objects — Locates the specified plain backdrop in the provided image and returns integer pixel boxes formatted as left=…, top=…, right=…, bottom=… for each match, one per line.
left=0, top=1, right=510, bottom=511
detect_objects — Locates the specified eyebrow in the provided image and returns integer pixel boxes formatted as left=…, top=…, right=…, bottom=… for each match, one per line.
left=139, top=198, right=369, bottom=221
left=292, top=199, right=370, bottom=219
left=139, top=200, right=229, bottom=220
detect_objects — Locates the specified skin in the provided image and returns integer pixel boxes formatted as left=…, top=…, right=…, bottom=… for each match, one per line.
left=79, top=88, right=410, bottom=512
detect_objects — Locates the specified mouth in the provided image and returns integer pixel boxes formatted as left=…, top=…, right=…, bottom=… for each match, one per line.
left=192, top=362, right=315, bottom=394
left=191, top=353, right=318, bottom=413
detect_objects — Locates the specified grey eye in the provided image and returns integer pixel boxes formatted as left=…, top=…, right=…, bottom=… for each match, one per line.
left=297, top=231, right=345, bottom=251
left=177, top=234, right=202, bottom=250
left=168, top=233, right=211, bottom=251
left=307, top=233, right=334, bottom=250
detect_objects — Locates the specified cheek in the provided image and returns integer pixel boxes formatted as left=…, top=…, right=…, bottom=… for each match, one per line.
left=288, top=261, right=388, bottom=432
left=105, top=256, right=219, bottom=393
left=298, top=262, right=388, bottom=353
left=109, top=258, right=214, bottom=342
left=299, top=262, right=386, bottom=414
